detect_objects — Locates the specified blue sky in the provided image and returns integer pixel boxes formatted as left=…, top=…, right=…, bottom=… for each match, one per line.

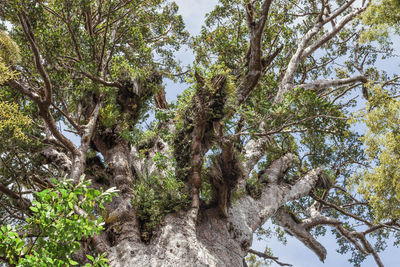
left=171, top=1, right=400, bottom=266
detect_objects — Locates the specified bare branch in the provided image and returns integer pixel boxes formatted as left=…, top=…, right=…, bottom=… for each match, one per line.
left=6, top=80, right=41, bottom=103
left=274, top=0, right=367, bottom=103
left=302, top=6, right=368, bottom=59
left=81, top=71, right=121, bottom=88
left=248, top=248, right=293, bottom=266
left=236, top=0, right=274, bottom=104
left=0, top=201, right=26, bottom=221
left=274, top=207, right=327, bottom=262
left=298, top=75, right=367, bottom=91
left=301, top=203, right=387, bottom=267
left=0, top=184, right=31, bottom=211
left=310, top=193, right=372, bottom=226
left=18, top=12, right=53, bottom=105
left=51, top=102, right=81, bottom=132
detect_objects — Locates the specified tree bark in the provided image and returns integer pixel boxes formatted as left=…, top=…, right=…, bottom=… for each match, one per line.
left=99, top=154, right=322, bottom=266
left=107, top=211, right=245, bottom=267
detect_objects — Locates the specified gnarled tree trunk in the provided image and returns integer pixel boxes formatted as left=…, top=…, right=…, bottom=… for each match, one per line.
left=94, top=144, right=321, bottom=266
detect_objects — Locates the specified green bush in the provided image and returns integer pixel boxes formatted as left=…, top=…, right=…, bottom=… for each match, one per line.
left=0, top=176, right=117, bottom=266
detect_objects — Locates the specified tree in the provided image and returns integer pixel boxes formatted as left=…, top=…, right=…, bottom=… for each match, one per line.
left=0, top=0, right=399, bottom=266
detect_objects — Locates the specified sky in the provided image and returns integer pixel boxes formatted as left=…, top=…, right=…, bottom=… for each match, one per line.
left=171, top=1, right=400, bottom=266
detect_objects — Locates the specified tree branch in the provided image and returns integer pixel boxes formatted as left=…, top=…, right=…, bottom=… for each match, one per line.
left=17, top=12, right=52, bottom=105
left=260, top=153, right=295, bottom=184
left=243, top=122, right=271, bottom=173
left=274, top=0, right=366, bottom=103
left=297, top=75, right=367, bottom=91
left=248, top=248, right=292, bottom=266
left=0, top=183, right=31, bottom=212
left=70, top=98, right=104, bottom=183
left=274, top=207, right=327, bottom=262
left=6, top=80, right=41, bottom=103
left=40, top=146, right=72, bottom=172
left=12, top=12, right=79, bottom=156
left=81, top=72, right=121, bottom=88
left=236, top=0, right=274, bottom=104
left=302, top=6, right=368, bottom=59
left=300, top=202, right=386, bottom=267
left=310, top=193, right=372, bottom=226
left=39, top=106, right=78, bottom=156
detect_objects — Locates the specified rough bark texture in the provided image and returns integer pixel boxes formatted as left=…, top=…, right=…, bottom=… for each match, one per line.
left=107, top=212, right=243, bottom=267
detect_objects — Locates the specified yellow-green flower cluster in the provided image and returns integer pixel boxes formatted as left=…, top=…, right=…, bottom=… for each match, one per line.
left=0, top=30, right=20, bottom=84
left=0, top=97, right=32, bottom=141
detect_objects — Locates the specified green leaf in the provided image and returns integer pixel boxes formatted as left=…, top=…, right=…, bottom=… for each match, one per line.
left=69, top=259, right=79, bottom=265
left=29, top=206, right=38, bottom=212
left=86, top=254, right=95, bottom=261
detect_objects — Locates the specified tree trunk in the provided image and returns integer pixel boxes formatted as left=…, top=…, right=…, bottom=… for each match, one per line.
left=85, top=137, right=322, bottom=266
left=106, top=209, right=248, bottom=267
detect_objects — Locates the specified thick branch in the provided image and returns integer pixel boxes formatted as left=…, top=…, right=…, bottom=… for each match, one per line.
left=287, top=168, right=322, bottom=200
left=70, top=99, right=104, bottom=183
left=236, top=0, right=274, bottom=104
left=41, top=147, right=72, bottom=172
left=298, top=75, right=368, bottom=91
left=260, top=153, right=294, bottom=184
left=274, top=207, right=327, bottom=262
left=243, top=122, right=271, bottom=173
left=39, top=107, right=78, bottom=156
left=6, top=80, right=41, bottom=103
left=275, top=17, right=325, bottom=102
left=228, top=163, right=322, bottom=250
left=188, top=75, right=227, bottom=220
left=301, top=203, right=385, bottom=267
left=154, top=88, right=169, bottom=109
left=0, top=184, right=31, bottom=212
left=18, top=12, right=52, bottom=105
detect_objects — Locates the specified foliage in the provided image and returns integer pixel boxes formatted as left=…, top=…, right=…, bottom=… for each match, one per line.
left=245, top=253, right=263, bottom=267
left=0, top=30, right=30, bottom=141
left=0, top=177, right=117, bottom=266
left=354, top=85, right=400, bottom=221
left=0, top=94, right=32, bottom=141
left=0, top=30, right=20, bottom=84
left=132, top=153, right=189, bottom=241
left=360, top=0, right=400, bottom=42
left=350, top=0, right=400, bottom=222
left=246, top=175, right=264, bottom=199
